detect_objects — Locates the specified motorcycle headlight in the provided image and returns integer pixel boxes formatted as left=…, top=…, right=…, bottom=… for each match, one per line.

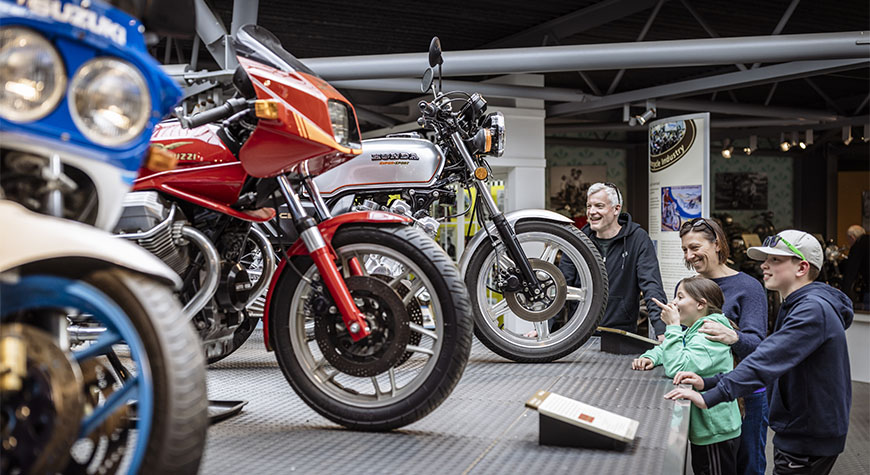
left=0, top=27, right=66, bottom=122
left=484, top=111, right=506, bottom=157
left=328, top=99, right=360, bottom=148
left=70, top=58, right=150, bottom=147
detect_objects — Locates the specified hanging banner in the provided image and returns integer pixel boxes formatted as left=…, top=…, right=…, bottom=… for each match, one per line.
left=648, top=113, right=710, bottom=297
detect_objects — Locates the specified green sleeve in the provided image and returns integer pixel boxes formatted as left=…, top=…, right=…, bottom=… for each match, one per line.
left=660, top=327, right=733, bottom=378
left=639, top=324, right=681, bottom=366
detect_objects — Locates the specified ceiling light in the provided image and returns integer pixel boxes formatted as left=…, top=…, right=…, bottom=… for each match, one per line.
left=743, top=135, right=757, bottom=155
left=721, top=138, right=734, bottom=158
left=843, top=126, right=853, bottom=145
left=863, top=124, right=869, bottom=143
left=805, top=129, right=813, bottom=146
left=634, top=108, right=656, bottom=126
left=779, top=132, right=791, bottom=152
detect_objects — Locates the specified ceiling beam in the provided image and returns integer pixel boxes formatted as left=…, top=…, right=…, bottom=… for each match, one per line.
left=483, top=0, right=669, bottom=48
left=547, top=58, right=869, bottom=117
left=302, top=31, right=870, bottom=81
left=332, top=78, right=589, bottom=102
left=654, top=99, right=839, bottom=121
left=545, top=115, right=870, bottom=133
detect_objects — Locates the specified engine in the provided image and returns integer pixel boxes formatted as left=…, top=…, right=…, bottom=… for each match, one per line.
left=353, top=198, right=440, bottom=238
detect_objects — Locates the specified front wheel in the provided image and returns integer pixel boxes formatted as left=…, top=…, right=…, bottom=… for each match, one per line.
left=0, top=269, right=208, bottom=474
left=465, top=219, right=608, bottom=362
left=269, top=225, right=473, bottom=430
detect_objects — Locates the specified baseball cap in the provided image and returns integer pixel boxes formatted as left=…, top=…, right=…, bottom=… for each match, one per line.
left=747, top=229, right=823, bottom=269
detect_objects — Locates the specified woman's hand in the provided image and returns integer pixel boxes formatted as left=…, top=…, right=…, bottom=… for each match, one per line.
left=664, top=387, right=708, bottom=409
left=673, top=371, right=704, bottom=390
left=651, top=297, right=680, bottom=326
left=632, top=357, right=654, bottom=370
left=699, top=320, right=739, bottom=345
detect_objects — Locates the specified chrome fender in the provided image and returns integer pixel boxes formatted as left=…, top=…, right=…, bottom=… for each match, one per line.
left=0, top=201, right=181, bottom=288
left=458, top=209, right=575, bottom=276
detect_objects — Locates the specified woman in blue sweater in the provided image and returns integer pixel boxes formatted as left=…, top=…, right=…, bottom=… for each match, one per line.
left=680, top=218, right=769, bottom=475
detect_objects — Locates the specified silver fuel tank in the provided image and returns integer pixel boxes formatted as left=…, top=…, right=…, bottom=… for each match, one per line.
left=314, top=137, right=445, bottom=199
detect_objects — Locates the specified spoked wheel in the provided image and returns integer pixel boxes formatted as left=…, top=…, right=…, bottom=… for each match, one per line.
left=465, top=220, right=608, bottom=362
left=0, top=269, right=207, bottom=474
left=269, top=225, right=472, bottom=430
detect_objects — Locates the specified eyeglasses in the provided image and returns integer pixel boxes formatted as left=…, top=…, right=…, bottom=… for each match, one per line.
left=603, top=182, right=622, bottom=207
left=680, top=217, right=715, bottom=235
left=763, top=234, right=806, bottom=261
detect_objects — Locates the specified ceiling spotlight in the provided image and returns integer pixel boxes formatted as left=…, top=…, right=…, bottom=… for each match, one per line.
left=805, top=129, right=813, bottom=146
left=843, top=126, right=853, bottom=145
left=721, top=138, right=734, bottom=159
left=863, top=124, right=869, bottom=143
left=779, top=132, right=791, bottom=152
left=743, top=135, right=757, bottom=155
left=635, top=108, right=656, bottom=126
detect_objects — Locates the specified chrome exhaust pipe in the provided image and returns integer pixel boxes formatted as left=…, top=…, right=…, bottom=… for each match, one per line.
left=180, top=225, right=221, bottom=321
left=245, top=226, right=276, bottom=308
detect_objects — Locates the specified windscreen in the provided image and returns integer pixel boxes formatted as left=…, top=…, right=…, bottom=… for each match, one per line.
left=233, top=24, right=318, bottom=77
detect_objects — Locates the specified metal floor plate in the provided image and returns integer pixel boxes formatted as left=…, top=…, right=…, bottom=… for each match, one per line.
left=202, top=331, right=869, bottom=474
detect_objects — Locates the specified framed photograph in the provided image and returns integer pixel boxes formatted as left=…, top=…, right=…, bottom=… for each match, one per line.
left=548, top=166, right=607, bottom=217
left=715, top=172, right=768, bottom=210
left=661, top=185, right=702, bottom=232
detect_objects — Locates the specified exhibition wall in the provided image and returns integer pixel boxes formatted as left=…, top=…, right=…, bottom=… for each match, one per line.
left=837, top=171, right=870, bottom=247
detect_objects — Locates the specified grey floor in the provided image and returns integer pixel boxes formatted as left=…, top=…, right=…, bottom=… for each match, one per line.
left=202, top=330, right=869, bottom=474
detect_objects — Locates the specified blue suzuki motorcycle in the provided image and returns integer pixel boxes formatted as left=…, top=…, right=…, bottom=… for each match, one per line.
left=0, top=0, right=207, bottom=473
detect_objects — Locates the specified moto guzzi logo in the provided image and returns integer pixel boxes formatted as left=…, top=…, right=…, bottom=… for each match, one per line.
left=153, top=141, right=202, bottom=161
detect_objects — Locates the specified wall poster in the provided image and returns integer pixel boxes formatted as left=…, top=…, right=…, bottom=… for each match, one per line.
left=715, top=172, right=769, bottom=210
left=548, top=165, right=607, bottom=220
left=648, top=113, right=710, bottom=300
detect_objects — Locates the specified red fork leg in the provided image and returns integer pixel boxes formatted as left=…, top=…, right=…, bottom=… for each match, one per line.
left=303, top=230, right=371, bottom=341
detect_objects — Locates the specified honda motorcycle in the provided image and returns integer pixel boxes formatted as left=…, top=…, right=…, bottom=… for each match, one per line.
left=296, top=38, right=608, bottom=363
left=0, top=0, right=207, bottom=473
left=124, top=25, right=473, bottom=430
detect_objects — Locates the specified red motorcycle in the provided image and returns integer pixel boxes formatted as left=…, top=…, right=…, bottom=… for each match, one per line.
left=116, top=25, right=473, bottom=430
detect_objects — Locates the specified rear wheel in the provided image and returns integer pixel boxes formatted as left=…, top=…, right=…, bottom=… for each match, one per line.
left=269, top=225, right=472, bottom=430
left=0, top=269, right=207, bottom=474
left=465, top=220, right=608, bottom=362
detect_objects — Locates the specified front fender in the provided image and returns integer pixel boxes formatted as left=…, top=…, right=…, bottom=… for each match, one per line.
left=458, top=209, right=574, bottom=276
left=0, top=201, right=181, bottom=288
left=261, top=210, right=412, bottom=350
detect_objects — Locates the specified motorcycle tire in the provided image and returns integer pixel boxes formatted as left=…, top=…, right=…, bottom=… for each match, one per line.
left=465, top=219, right=607, bottom=363
left=269, top=224, right=473, bottom=430
left=1, top=269, right=208, bottom=474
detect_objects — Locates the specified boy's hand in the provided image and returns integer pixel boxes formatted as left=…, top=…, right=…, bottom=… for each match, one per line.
left=651, top=297, right=680, bottom=326
left=664, top=387, right=708, bottom=409
left=673, top=371, right=704, bottom=390
left=631, top=357, right=654, bottom=370
left=699, top=320, right=738, bottom=345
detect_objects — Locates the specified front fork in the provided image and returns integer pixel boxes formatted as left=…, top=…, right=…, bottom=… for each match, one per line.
left=449, top=133, right=542, bottom=295
left=276, top=175, right=371, bottom=341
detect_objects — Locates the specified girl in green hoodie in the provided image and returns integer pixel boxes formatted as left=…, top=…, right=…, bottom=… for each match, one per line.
left=631, top=275, right=741, bottom=475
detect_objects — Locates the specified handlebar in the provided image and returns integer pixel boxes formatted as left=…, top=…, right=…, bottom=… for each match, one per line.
left=180, top=98, right=249, bottom=129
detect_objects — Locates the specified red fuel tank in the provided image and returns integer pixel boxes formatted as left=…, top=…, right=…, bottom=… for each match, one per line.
left=134, top=120, right=252, bottom=218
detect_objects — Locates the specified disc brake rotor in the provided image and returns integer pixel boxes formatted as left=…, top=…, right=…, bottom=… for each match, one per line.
left=314, top=276, right=411, bottom=377
left=504, top=258, right=568, bottom=322
left=1, top=323, right=85, bottom=475
left=373, top=275, right=423, bottom=366
left=65, top=358, right=130, bottom=475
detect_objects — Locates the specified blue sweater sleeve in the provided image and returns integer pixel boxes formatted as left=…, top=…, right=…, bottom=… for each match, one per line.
left=637, top=233, right=667, bottom=336
left=727, top=276, right=767, bottom=359
left=702, top=300, right=827, bottom=408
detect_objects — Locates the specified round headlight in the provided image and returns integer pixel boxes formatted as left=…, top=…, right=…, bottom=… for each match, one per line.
left=485, top=111, right=506, bottom=157
left=70, top=58, right=150, bottom=147
left=0, top=27, right=66, bottom=122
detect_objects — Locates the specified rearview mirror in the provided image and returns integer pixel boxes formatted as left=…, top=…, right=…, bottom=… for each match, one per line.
left=421, top=68, right=434, bottom=93
left=428, top=37, right=443, bottom=68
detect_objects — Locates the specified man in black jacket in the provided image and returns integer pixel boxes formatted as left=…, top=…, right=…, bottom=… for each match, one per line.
left=560, top=182, right=667, bottom=340
left=667, top=230, right=853, bottom=475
